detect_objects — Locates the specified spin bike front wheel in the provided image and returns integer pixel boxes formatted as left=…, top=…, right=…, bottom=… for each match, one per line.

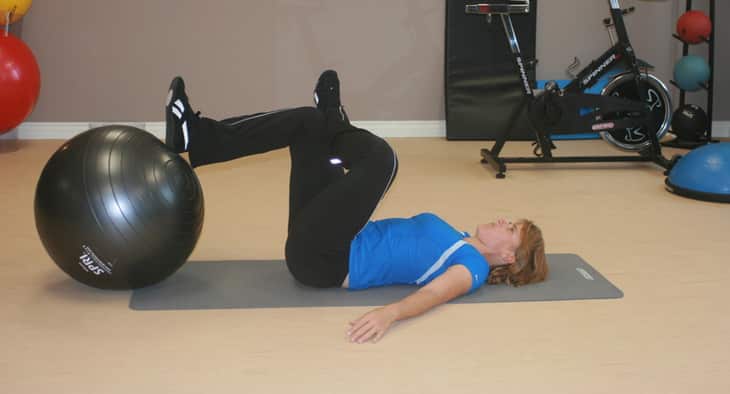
left=600, top=72, right=672, bottom=151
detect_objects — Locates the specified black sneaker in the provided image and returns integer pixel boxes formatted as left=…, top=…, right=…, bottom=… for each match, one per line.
left=314, top=70, right=340, bottom=110
left=165, top=76, right=198, bottom=153
left=314, top=70, right=350, bottom=123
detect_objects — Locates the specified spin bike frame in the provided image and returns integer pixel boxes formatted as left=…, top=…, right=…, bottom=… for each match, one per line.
left=466, top=0, right=672, bottom=178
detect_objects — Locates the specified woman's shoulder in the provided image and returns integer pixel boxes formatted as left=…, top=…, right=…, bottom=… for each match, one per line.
left=413, top=212, right=442, bottom=221
left=414, top=212, right=466, bottom=236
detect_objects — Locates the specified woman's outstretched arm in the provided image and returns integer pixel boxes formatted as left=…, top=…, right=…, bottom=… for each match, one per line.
left=347, top=264, right=473, bottom=343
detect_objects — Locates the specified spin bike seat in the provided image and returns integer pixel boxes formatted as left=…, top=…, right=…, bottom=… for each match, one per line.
left=465, top=0, right=530, bottom=15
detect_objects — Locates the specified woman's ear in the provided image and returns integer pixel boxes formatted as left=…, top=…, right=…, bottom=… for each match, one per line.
left=501, top=252, right=516, bottom=265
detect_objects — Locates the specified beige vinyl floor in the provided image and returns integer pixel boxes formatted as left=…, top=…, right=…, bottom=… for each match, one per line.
left=2, top=137, right=729, bottom=394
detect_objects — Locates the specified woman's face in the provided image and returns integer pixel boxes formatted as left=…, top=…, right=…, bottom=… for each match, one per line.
left=475, top=218, right=522, bottom=256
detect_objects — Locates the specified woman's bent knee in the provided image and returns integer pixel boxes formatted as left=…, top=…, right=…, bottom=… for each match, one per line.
left=284, top=235, right=346, bottom=289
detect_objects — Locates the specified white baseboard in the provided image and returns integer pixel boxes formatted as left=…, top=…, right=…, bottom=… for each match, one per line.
left=712, top=122, right=730, bottom=138
left=2, top=120, right=727, bottom=140
left=1, top=120, right=448, bottom=140
left=352, top=120, right=447, bottom=138
left=147, top=120, right=447, bottom=138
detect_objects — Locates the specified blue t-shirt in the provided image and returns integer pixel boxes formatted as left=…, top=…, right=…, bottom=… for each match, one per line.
left=348, top=212, right=490, bottom=293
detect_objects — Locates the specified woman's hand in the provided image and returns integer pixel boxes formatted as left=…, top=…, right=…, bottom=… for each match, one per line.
left=345, top=266, right=472, bottom=344
left=347, top=305, right=398, bottom=344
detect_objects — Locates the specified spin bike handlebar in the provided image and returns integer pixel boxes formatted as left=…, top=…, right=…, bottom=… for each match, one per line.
left=465, top=1, right=530, bottom=16
left=466, top=1, right=635, bottom=24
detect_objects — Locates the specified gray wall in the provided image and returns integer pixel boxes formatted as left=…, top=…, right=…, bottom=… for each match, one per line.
left=714, top=1, right=728, bottom=121
left=20, top=0, right=727, bottom=123
left=536, top=0, right=676, bottom=84
left=684, top=0, right=727, bottom=122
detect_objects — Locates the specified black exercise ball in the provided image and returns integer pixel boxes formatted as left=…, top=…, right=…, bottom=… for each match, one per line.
left=671, top=104, right=708, bottom=142
left=34, top=125, right=204, bottom=289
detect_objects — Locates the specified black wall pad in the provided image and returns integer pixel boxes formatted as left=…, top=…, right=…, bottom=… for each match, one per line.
left=445, top=0, right=538, bottom=140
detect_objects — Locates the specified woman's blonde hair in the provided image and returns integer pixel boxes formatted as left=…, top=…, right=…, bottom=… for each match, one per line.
left=487, top=219, right=547, bottom=286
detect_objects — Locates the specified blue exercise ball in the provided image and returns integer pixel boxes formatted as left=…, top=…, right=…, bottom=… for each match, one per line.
left=673, top=55, right=710, bottom=92
left=666, top=142, right=730, bottom=203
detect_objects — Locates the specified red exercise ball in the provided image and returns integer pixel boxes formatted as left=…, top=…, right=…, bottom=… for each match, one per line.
left=0, top=33, right=41, bottom=133
left=676, top=10, right=712, bottom=44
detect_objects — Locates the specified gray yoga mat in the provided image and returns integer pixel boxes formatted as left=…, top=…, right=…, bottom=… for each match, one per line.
left=130, top=254, right=622, bottom=310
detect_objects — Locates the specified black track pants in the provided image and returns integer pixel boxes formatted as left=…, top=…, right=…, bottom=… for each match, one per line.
left=187, top=107, right=398, bottom=287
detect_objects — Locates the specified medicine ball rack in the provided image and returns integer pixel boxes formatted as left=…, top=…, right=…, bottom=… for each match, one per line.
left=663, top=0, right=716, bottom=149
left=2, top=5, right=19, bottom=35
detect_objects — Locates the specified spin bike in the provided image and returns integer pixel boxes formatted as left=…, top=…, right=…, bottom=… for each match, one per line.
left=465, top=0, right=676, bottom=178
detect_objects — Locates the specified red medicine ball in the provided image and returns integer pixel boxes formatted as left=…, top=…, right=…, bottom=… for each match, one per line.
left=676, top=10, right=712, bottom=44
left=0, top=34, right=41, bottom=133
